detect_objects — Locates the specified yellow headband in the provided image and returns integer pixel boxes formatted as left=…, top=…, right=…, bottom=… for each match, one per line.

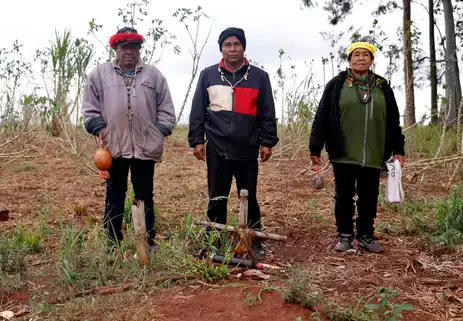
left=346, top=42, right=376, bottom=57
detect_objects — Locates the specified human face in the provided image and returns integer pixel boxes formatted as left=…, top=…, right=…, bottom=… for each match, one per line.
left=116, top=43, right=141, bottom=69
left=349, top=48, right=373, bottom=75
left=221, top=36, right=244, bottom=65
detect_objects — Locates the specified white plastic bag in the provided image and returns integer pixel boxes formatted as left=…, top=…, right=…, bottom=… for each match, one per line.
left=385, top=159, right=404, bottom=203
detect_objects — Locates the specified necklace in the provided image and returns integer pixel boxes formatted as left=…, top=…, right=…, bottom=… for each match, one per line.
left=348, top=70, right=375, bottom=104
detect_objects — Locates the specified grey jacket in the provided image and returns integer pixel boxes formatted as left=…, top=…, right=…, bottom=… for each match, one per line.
left=82, top=59, right=176, bottom=162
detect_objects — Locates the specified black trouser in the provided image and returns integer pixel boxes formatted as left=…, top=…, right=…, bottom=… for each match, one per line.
left=332, top=163, right=381, bottom=237
left=206, top=144, right=261, bottom=229
left=105, top=158, right=156, bottom=246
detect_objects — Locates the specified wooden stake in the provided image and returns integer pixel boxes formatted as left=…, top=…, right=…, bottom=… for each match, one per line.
left=198, top=221, right=287, bottom=241
left=132, top=200, right=149, bottom=267
left=238, top=189, right=249, bottom=228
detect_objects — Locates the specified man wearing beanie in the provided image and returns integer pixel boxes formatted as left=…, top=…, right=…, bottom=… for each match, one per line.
left=188, top=27, right=279, bottom=256
left=82, top=27, right=176, bottom=252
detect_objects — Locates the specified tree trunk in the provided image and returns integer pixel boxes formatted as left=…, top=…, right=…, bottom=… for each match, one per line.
left=443, top=0, right=462, bottom=124
left=403, top=0, right=416, bottom=127
left=429, top=0, right=438, bottom=125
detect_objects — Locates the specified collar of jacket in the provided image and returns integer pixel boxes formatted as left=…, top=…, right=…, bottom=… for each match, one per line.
left=112, top=58, right=144, bottom=72
left=337, top=69, right=390, bottom=89
left=219, top=57, right=249, bottom=74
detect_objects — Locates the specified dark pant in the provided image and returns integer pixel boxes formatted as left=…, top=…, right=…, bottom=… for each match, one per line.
left=105, top=158, right=156, bottom=246
left=206, top=144, right=261, bottom=229
left=332, top=163, right=381, bottom=237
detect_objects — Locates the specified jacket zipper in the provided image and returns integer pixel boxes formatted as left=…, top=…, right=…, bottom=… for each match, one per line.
left=370, top=91, right=374, bottom=120
left=362, top=100, right=369, bottom=166
left=126, top=86, right=135, bottom=155
left=228, top=87, right=234, bottom=158
left=221, top=69, right=248, bottom=159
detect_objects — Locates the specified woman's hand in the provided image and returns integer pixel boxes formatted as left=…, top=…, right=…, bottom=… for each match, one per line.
left=392, top=155, right=404, bottom=168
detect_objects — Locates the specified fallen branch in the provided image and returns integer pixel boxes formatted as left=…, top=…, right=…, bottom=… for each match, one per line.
left=405, top=154, right=463, bottom=167
left=402, top=112, right=439, bottom=133
left=0, top=131, right=48, bottom=168
left=0, top=149, right=32, bottom=168
left=49, top=275, right=193, bottom=305
left=0, top=125, right=41, bottom=149
left=408, top=156, right=463, bottom=180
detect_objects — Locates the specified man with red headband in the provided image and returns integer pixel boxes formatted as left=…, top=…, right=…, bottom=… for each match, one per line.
left=188, top=27, right=279, bottom=256
left=82, top=27, right=176, bottom=251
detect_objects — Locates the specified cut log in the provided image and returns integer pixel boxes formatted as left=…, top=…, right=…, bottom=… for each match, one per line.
left=199, top=221, right=287, bottom=241
left=132, top=200, right=149, bottom=267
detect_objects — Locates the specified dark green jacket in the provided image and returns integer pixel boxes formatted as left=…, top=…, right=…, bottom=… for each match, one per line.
left=309, top=70, right=405, bottom=164
left=330, top=79, right=387, bottom=169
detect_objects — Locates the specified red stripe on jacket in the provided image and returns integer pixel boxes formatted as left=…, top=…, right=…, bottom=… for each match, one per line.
left=233, top=87, right=259, bottom=116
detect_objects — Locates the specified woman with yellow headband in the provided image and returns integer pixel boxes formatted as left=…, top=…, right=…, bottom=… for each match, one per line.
left=309, top=42, right=405, bottom=253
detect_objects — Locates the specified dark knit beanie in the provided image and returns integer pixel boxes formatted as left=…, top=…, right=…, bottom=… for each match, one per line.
left=218, top=27, right=246, bottom=52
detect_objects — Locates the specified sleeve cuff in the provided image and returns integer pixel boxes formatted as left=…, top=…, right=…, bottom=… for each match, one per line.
left=84, top=116, right=105, bottom=136
left=155, top=123, right=172, bottom=136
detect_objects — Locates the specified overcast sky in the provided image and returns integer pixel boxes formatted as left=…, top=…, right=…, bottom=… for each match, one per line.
left=2, top=0, right=448, bottom=124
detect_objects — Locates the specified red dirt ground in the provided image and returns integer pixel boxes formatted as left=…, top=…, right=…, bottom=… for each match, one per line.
left=1, top=132, right=463, bottom=320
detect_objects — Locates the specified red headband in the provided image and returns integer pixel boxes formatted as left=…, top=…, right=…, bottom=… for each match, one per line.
left=109, top=32, right=145, bottom=49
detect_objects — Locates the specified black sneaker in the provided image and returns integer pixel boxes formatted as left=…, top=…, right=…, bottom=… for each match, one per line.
left=334, top=234, right=354, bottom=252
left=251, top=237, right=265, bottom=257
left=357, top=235, right=384, bottom=253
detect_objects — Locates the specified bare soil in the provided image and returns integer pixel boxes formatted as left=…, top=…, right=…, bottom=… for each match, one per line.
left=1, top=132, right=463, bottom=320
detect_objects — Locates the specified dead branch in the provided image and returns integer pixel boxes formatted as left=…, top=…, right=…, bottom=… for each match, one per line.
left=418, top=102, right=454, bottom=181
left=0, top=131, right=46, bottom=168
left=176, top=14, right=213, bottom=125
left=0, top=150, right=35, bottom=157
left=447, top=158, right=462, bottom=189
left=408, top=156, right=463, bottom=182
left=0, top=125, right=41, bottom=149
left=59, top=118, right=78, bottom=155
left=0, top=149, right=32, bottom=168
left=48, top=275, right=193, bottom=305
left=405, top=154, right=463, bottom=168
left=436, top=102, right=452, bottom=159
left=402, top=112, right=439, bottom=133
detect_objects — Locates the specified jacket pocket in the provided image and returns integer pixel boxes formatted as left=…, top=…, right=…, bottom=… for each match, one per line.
left=103, top=126, right=122, bottom=158
left=140, top=81, right=157, bottom=110
left=141, top=81, right=155, bottom=90
left=142, top=123, right=165, bottom=159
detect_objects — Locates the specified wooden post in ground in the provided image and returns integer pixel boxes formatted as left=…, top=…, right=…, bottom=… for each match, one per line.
left=237, top=189, right=251, bottom=257
left=238, top=189, right=249, bottom=228
left=132, top=200, right=149, bottom=267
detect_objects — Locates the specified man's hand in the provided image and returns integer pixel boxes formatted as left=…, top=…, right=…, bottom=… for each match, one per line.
left=260, top=146, right=272, bottom=162
left=392, top=154, right=405, bottom=168
left=193, top=144, right=206, bottom=161
left=310, top=156, right=321, bottom=165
